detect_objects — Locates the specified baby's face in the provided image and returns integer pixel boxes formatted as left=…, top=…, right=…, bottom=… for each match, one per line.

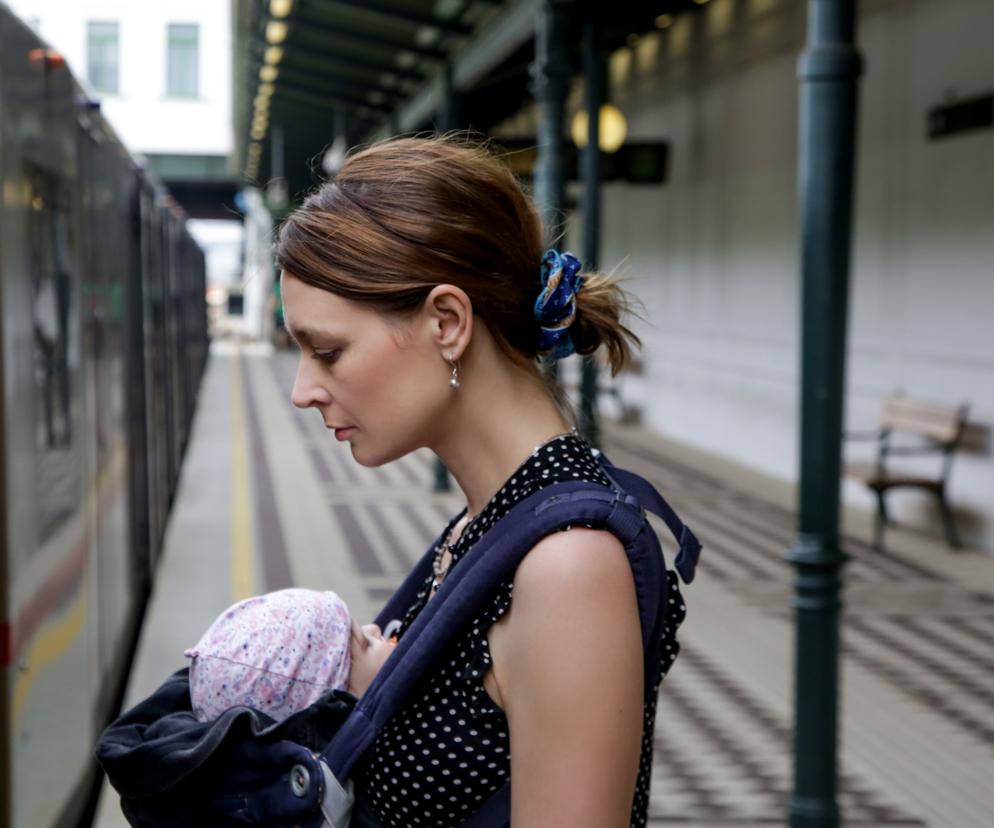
left=347, top=615, right=397, bottom=697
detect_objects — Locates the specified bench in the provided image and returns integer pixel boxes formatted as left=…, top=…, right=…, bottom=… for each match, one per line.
left=845, top=395, right=969, bottom=550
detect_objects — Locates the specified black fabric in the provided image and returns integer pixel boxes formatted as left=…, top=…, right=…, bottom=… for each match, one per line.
left=95, top=667, right=357, bottom=826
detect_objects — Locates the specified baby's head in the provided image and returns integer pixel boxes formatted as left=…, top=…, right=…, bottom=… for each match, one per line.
left=184, top=588, right=394, bottom=722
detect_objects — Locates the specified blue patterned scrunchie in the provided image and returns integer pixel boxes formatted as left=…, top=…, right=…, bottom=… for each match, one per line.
left=534, top=248, right=585, bottom=360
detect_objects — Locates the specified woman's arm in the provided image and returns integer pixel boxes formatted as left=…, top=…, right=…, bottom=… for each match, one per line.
left=497, top=527, right=644, bottom=827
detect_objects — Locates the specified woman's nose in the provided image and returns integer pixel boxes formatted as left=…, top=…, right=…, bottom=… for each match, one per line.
left=290, top=358, right=331, bottom=409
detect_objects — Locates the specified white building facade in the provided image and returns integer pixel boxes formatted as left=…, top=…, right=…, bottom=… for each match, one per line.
left=11, top=0, right=232, bottom=159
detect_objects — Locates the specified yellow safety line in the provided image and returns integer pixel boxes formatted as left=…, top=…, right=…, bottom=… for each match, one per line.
left=230, top=344, right=256, bottom=602
left=11, top=585, right=88, bottom=721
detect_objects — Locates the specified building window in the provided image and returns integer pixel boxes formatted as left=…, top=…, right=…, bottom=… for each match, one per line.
left=87, top=21, right=119, bottom=95
left=167, top=23, right=199, bottom=99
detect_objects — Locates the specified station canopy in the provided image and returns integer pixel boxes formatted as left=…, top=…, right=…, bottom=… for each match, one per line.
left=234, top=1, right=696, bottom=200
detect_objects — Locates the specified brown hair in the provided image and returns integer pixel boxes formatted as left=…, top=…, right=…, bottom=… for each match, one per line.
left=273, top=133, right=644, bottom=422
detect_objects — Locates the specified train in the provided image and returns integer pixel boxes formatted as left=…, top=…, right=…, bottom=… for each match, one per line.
left=0, top=8, right=209, bottom=827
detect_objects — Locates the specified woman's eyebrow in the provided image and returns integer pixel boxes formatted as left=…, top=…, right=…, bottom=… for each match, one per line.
left=285, top=325, right=311, bottom=346
left=286, top=326, right=344, bottom=347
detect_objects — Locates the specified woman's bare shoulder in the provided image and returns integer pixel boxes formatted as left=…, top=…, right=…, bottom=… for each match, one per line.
left=514, top=526, right=632, bottom=601
left=493, top=526, right=644, bottom=825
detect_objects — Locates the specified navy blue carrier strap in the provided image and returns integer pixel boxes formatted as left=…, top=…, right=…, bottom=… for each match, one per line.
left=322, top=451, right=700, bottom=826
left=373, top=450, right=699, bottom=635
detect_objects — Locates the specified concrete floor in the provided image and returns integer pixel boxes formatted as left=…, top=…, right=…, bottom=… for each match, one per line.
left=94, top=341, right=994, bottom=827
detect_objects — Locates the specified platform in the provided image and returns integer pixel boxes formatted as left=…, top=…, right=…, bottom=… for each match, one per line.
left=94, top=341, right=994, bottom=827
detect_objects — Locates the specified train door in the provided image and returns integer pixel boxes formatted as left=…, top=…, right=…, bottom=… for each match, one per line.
left=140, top=191, right=170, bottom=567
left=76, top=120, right=139, bottom=733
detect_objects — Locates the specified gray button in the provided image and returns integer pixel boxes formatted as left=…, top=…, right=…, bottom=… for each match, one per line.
left=290, top=763, right=311, bottom=797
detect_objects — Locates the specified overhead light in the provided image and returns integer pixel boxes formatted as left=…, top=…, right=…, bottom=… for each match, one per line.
left=269, top=0, right=293, bottom=18
left=571, top=104, right=628, bottom=153
left=266, top=21, right=288, bottom=44
left=321, top=134, right=347, bottom=176
left=254, top=95, right=270, bottom=110
left=253, top=113, right=269, bottom=128
left=258, top=82, right=275, bottom=97
left=655, top=14, right=673, bottom=28
left=413, top=26, right=440, bottom=47
left=259, top=65, right=278, bottom=83
left=264, top=46, right=284, bottom=65
left=251, top=127, right=266, bottom=140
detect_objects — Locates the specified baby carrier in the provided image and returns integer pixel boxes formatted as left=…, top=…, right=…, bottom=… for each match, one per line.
left=96, top=448, right=701, bottom=827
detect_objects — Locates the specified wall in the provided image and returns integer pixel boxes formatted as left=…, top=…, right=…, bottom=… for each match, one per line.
left=586, top=0, right=993, bottom=550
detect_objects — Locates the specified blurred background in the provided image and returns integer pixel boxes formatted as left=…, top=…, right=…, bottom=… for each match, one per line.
left=0, top=0, right=991, bottom=826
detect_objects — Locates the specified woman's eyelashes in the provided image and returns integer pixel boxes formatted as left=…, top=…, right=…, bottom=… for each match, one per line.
left=312, top=349, right=341, bottom=363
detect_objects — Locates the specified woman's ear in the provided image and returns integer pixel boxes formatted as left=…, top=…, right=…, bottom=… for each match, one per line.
left=424, top=284, right=473, bottom=360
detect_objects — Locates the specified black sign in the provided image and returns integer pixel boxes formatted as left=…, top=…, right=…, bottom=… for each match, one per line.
left=927, top=93, right=993, bottom=140
left=493, top=139, right=669, bottom=184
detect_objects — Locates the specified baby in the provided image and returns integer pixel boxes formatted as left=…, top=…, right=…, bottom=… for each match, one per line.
left=184, top=588, right=398, bottom=723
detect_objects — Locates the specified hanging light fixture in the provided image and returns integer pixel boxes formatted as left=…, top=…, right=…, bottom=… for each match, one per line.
left=259, top=65, right=278, bottom=83
left=270, top=0, right=293, bottom=18
left=571, top=104, right=628, bottom=153
left=266, top=21, right=288, bottom=44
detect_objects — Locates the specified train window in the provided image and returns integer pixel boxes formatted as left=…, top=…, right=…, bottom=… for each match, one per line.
left=27, top=165, right=81, bottom=543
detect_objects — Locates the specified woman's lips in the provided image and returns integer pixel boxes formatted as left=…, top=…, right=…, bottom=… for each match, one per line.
left=334, top=427, right=356, bottom=441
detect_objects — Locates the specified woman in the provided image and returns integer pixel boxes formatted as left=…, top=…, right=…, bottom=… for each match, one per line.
left=273, top=135, right=687, bottom=827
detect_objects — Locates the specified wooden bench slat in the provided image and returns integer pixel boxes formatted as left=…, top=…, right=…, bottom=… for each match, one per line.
left=881, top=398, right=967, bottom=443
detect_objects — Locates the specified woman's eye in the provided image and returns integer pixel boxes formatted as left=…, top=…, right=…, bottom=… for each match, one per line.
left=312, top=349, right=340, bottom=363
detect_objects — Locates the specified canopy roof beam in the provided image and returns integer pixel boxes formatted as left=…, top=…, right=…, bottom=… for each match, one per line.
left=269, top=64, right=407, bottom=103
left=252, top=40, right=427, bottom=83
left=276, top=80, right=395, bottom=114
left=305, top=0, right=473, bottom=36
left=289, top=15, right=450, bottom=60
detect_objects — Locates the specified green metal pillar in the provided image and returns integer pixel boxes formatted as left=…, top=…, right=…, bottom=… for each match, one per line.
left=530, top=0, right=574, bottom=386
left=785, top=1, right=862, bottom=826
left=578, top=8, right=603, bottom=450
left=531, top=0, right=573, bottom=239
left=432, top=63, right=467, bottom=493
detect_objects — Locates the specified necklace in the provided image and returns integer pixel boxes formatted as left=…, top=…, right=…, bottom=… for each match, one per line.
left=429, top=427, right=579, bottom=593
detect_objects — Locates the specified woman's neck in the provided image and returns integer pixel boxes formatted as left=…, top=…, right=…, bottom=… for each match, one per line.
left=429, top=365, right=574, bottom=521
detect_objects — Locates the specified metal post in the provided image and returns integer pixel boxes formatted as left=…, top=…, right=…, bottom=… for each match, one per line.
left=431, top=63, right=468, bottom=493
left=439, top=62, right=466, bottom=134
left=530, top=0, right=573, bottom=240
left=579, top=9, right=602, bottom=449
left=530, top=0, right=574, bottom=385
left=785, top=2, right=862, bottom=826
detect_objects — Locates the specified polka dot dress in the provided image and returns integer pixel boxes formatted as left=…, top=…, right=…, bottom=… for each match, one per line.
left=352, top=430, right=688, bottom=827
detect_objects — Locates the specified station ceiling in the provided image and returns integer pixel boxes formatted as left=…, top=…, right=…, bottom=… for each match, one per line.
left=233, top=0, right=701, bottom=203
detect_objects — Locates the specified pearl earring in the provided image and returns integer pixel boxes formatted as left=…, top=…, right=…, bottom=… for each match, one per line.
left=447, top=354, right=460, bottom=389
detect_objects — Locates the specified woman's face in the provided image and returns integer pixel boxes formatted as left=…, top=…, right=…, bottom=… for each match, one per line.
left=282, top=272, right=450, bottom=466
